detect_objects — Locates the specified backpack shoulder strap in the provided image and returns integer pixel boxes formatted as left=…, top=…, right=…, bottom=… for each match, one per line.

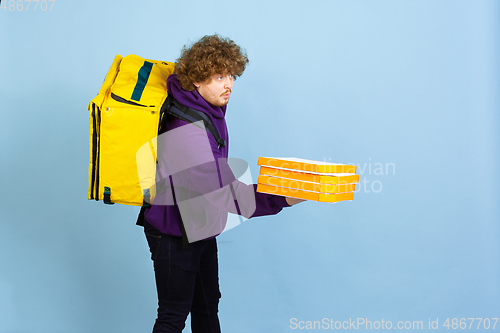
left=160, top=95, right=226, bottom=149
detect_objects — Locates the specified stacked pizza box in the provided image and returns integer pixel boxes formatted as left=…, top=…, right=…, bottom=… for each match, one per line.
left=256, top=157, right=359, bottom=203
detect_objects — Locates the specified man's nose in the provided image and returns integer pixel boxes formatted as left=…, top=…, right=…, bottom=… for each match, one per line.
left=224, top=78, right=233, bottom=90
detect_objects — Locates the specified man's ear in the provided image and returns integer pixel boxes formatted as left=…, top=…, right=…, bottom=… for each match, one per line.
left=193, top=82, right=200, bottom=88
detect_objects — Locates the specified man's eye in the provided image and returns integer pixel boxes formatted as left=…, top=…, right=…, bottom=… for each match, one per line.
left=216, top=74, right=233, bottom=80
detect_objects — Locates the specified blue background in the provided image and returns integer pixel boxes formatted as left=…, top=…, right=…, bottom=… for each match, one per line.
left=1, top=0, right=499, bottom=332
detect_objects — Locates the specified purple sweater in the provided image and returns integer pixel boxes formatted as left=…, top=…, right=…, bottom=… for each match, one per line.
left=144, top=74, right=289, bottom=241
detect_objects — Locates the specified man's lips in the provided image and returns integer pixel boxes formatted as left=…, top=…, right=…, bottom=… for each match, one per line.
left=221, top=91, right=231, bottom=98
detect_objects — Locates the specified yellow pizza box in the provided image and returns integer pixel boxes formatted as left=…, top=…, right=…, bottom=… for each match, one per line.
left=257, top=183, right=354, bottom=203
left=259, top=166, right=359, bottom=185
left=258, top=157, right=357, bottom=174
left=258, top=175, right=356, bottom=193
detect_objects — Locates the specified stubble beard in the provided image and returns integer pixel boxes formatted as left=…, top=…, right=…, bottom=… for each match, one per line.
left=211, top=91, right=231, bottom=107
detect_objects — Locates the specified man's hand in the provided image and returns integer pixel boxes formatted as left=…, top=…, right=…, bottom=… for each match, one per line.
left=286, top=197, right=306, bottom=206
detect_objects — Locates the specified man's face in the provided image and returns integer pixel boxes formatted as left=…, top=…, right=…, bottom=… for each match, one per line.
left=193, top=73, right=234, bottom=107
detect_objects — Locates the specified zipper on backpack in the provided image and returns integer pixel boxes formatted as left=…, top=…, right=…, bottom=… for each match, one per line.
left=111, top=92, right=155, bottom=107
left=90, top=104, right=101, bottom=200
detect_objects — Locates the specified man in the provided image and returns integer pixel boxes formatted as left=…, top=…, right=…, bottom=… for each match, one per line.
left=141, top=34, right=303, bottom=333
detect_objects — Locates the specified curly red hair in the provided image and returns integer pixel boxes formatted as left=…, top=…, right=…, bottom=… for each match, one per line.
left=175, top=34, right=249, bottom=91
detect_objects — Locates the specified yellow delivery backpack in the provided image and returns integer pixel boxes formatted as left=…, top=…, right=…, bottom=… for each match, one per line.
left=88, top=54, right=176, bottom=206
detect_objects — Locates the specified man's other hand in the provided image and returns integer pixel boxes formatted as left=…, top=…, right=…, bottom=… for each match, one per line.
left=286, top=197, right=306, bottom=206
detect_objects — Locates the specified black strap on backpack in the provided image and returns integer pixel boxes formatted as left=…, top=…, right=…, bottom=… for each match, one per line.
left=136, top=94, right=225, bottom=248
left=160, top=95, right=226, bottom=149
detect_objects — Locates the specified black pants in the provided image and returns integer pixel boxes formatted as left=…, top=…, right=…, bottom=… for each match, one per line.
left=145, top=228, right=221, bottom=333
